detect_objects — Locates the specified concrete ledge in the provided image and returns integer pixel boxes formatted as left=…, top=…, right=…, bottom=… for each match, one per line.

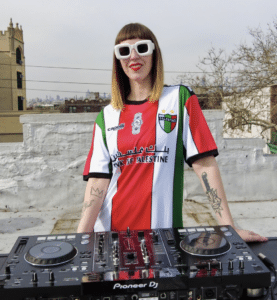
left=202, top=110, right=225, bottom=121
left=0, top=143, right=23, bottom=152
left=20, top=112, right=98, bottom=124
left=223, top=138, right=265, bottom=149
left=19, top=110, right=222, bottom=123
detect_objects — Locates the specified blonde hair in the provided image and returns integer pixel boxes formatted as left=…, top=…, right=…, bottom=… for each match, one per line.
left=111, top=23, right=164, bottom=110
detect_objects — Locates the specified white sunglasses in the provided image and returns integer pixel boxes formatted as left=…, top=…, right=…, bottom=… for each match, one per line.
left=114, top=40, right=155, bottom=60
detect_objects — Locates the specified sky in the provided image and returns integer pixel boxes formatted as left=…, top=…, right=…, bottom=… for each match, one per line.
left=1, top=0, right=277, bottom=100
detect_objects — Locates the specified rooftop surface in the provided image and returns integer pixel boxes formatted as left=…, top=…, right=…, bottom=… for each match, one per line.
left=0, top=200, right=277, bottom=254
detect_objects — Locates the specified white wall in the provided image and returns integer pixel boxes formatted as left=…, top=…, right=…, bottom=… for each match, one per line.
left=0, top=111, right=276, bottom=212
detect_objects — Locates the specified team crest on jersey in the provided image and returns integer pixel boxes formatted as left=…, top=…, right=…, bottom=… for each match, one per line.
left=132, top=113, right=143, bottom=135
left=158, top=113, right=177, bottom=133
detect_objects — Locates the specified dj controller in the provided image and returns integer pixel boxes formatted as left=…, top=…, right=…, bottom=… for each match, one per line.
left=0, top=226, right=273, bottom=300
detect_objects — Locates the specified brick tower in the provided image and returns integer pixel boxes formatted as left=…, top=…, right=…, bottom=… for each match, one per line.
left=0, top=18, right=26, bottom=111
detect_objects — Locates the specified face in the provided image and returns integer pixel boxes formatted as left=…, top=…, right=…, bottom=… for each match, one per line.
left=118, top=38, right=153, bottom=84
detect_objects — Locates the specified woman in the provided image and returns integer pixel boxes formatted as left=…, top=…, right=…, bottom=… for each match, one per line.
left=77, top=23, right=267, bottom=242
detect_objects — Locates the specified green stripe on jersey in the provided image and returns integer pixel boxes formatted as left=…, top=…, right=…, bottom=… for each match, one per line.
left=172, top=86, right=190, bottom=228
left=96, top=110, right=112, bottom=173
left=96, top=110, right=107, bottom=149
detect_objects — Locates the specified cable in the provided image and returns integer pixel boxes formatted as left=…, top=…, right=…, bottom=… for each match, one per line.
left=0, top=63, right=207, bottom=73
left=0, top=63, right=112, bottom=71
left=0, top=86, right=272, bottom=96
left=0, top=83, right=274, bottom=89
left=1, top=62, right=276, bottom=74
left=1, top=78, right=275, bottom=90
left=0, top=79, right=110, bottom=85
left=0, top=87, right=100, bottom=94
left=258, top=253, right=277, bottom=300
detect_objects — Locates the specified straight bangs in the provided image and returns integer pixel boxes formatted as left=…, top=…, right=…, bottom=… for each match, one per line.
left=111, top=23, right=164, bottom=110
left=115, top=23, right=153, bottom=45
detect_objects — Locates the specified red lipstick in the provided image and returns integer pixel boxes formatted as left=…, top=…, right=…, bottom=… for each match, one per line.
left=130, top=63, right=142, bottom=71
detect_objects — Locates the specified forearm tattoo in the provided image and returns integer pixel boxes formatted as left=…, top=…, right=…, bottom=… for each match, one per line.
left=81, top=187, right=105, bottom=218
left=90, top=187, right=104, bottom=198
left=201, top=172, right=223, bottom=217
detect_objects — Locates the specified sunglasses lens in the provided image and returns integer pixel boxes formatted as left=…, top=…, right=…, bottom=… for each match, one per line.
left=115, top=41, right=153, bottom=59
left=119, top=46, right=130, bottom=57
left=137, top=43, right=148, bottom=54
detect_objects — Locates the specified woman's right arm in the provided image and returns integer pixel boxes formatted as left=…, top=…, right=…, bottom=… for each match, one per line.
left=77, top=177, right=110, bottom=233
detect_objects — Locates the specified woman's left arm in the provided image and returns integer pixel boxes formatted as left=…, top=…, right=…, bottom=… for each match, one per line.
left=192, top=155, right=268, bottom=242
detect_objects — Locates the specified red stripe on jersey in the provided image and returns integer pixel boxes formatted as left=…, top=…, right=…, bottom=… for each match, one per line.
left=186, top=95, right=217, bottom=153
left=111, top=101, right=158, bottom=231
left=171, top=115, right=177, bottom=131
left=83, top=124, right=96, bottom=177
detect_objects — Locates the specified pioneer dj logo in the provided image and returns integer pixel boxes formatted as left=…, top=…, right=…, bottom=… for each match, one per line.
left=113, top=281, right=158, bottom=289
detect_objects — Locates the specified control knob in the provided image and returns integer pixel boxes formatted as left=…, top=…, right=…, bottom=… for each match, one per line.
left=142, top=269, right=149, bottom=278
left=152, top=231, right=159, bottom=243
left=113, top=270, right=119, bottom=280
left=5, top=266, right=11, bottom=275
left=228, top=260, right=234, bottom=271
left=239, top=260, right=245, bottom=271
left=49, top=272, right=55, bottom=282
left=144, top=255, right=150, bottom=265
left=113, top=257, right=119, bottom=267
left=32, top=272, right=38, bottom=283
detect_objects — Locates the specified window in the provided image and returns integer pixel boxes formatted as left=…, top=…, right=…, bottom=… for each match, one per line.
left=16, top=48, right=22, bottom=65
left=69, top=106, right=77, bottom=113
left=18, top=96, right=23, bottom=111
left=84, top=106, right=91, bottom=112
left=17, top=72, right=23, bottom=89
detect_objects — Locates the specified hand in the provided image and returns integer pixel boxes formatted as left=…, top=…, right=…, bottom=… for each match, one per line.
left=234, top=228, right=268, bottom=243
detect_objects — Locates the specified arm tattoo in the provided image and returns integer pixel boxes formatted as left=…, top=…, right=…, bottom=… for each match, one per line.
left=202, top=172, right=223, bottom=217
left=90, top=187, right=104, bottom=198
left=81, top=187, right=105, bottom=218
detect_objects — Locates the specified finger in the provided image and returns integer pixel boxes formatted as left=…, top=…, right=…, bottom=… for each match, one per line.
left=245, top=233, right=268, bottom=242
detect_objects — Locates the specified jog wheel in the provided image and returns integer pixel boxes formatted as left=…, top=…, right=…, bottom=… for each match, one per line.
left=180, top=232, right=231, bottom=256
left=25, top=241, right=77, bottom=266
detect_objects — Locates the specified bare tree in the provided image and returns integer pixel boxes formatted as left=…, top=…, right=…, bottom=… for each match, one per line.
left=178, top=18, right=277, bottom=142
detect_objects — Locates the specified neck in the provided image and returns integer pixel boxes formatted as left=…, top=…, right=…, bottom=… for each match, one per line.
left=128, top=78, right=152, bottom=101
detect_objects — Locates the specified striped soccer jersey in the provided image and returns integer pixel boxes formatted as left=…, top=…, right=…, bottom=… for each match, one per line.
left=83, top=85, right=218, bottom=232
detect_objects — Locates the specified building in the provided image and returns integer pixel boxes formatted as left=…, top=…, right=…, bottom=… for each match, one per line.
left=0, top=19, right=27, bottom=143
left=86, top=91, right=99, bottom=100
left=0, top=18, right=26, bottom=112
left=63, top=97, right=110, bottom=113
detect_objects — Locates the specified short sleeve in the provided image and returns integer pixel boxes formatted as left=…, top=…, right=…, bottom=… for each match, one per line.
left=83, top=110, right=112, bottom=181
left=180, top=86, right=218, bottom=167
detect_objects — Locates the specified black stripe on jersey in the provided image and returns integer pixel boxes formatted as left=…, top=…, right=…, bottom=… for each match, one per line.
left=186, top=149, right=219, bottom=167
left=83, top=172, right=113, bottom=181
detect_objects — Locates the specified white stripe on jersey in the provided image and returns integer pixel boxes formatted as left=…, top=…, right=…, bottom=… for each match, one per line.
left=89, top=123, right=111, bottom=174
left=151, top=86, right=180, bottom=229
left=94, top=106, right=121, bottom=232
left=183, top=106, right=199, bottom=161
